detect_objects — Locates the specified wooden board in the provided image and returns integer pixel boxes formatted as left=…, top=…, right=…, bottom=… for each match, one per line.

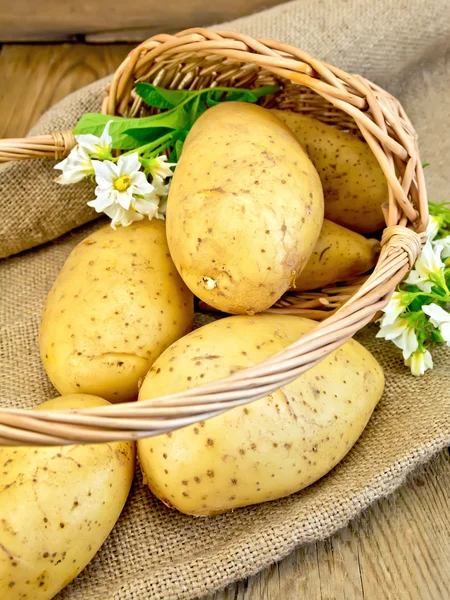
left=0, top=0, right=288, bottom=42
left=209, top=451, right=450, bottom=600
left=0, top=45, right=132, bottom=138
left=1, top=43, right=449, bottom=600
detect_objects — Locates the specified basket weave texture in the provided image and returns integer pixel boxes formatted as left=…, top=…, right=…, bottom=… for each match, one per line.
left=0, top=29, right=428, bottom=446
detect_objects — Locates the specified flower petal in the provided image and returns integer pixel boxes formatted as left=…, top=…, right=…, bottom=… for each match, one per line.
left=117, top=190, right=133, bottom=210
left=422, top=303, right=450, bottom=326
left=132, top=171, right=155, bottom=195
left=376, top=319, right=408, bottom=341
left=117, top=152, right=141, bottom=177
left=88, top=191, right=114, bottom=212
left=54, top=156, right=69, bottom=171
left=105, top=204, right=143, bottom=228
left=405, top=269, right=434, bottom=293
left=405, top=349, right=433, bottom=376
left=435, top=236, right=450, bottom=259
left=148, top=155, right=175, bottom=180
left=55, top=168, right=86, bottom=185
left=426, top=216, right=440, bottom=241
left=440, top=322, right=450, bottom=345
left=100, top=120, right=113, bottom=145
left=401, top=326, right=418, bottom=360
left=103, top=204, right=121, bottom=229
left=132, top=197, right=159, bottom=218
left=92, top=159, right=118, bottom=188
left=152, top=176, right=170, bottom=197
left=416, top=241, right=444, bottom=278
left=54, top=145, right=93, bottom=184
left=76, top=133, right=104, bottom=155
left=157, top=196, right=168, bottom=219
left=380, top=292, right=407, bottom=326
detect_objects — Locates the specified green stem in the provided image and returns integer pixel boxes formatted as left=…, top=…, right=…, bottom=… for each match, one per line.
left=147, top=138, right=173, bottom=159
left=120, top=132, right=174, bottom=158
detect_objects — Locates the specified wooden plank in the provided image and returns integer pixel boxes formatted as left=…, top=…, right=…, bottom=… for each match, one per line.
left=0, top=44, right=132, bottom=139
left=0, top=0, right=288, bottom=42
left=208, top=450, right=450, bottom=600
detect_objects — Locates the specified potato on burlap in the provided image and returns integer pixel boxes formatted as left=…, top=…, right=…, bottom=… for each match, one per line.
left=166, top=102, right=324, bottom=315
left=271, top=110, right=388, bottom=233
left=0, top=394, right=135, bottom=600
left=39, top=220, right=194, bottom=403
left=138, top=314, right=384, bottom=516
left=293, top=219, right=380, bottom=291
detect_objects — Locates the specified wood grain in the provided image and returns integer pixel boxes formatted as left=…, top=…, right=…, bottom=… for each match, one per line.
left=0, top=44, right=132, bottom=139
left=207, top=450, right=450, bottom=600
left=0, top=0, right=288, bottom=42
left=1, top=42, right=449, bottom=600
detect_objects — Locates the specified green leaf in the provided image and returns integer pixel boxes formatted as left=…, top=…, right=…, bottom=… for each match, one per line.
left=429, top=201, right=450, bottom=239
left=167, top=129, right=188, bottom=162
left=73, top=84, right=280, bottom=155
left=116, top=127, right=173, bottom=150
left=135, top=83, right=192, bottom=109
left=246, top=85, right=280, bottom=99
left=204, top=85, right=279, bottom=107
left=136, top=83, right=280, bottom=110
left=168, top=147, right=178, bottom=163
left=175, top=139, right=185, bottom=161
left=74, top=110, right=188, bottom=150
left=186, top=94, right=209, bottom=127
left=171, top=128, right=189, bottom=142
left=422, top=162, right=430, bottom=168
left=73, top=113, right=124, bottom=138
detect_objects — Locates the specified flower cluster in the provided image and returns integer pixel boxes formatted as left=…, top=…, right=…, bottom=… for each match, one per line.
left=377, top=208, right=450, bottom=375
left=54, top=122, right=174, bottom=228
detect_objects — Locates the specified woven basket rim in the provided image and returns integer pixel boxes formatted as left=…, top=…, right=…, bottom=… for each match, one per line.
left=0, top=28, right=428, bottom=446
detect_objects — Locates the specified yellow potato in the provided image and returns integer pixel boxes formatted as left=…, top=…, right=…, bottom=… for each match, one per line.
left=271, top=110, right=388, bottom=233
left=0, top=394, right=135, bottom=599
left=167, top=102, right=324, bottom=314
left=40, top=220, right=194, bottom=403
left=293, top=219, right=380, bottom=291
left=138, top=314, right=384, bottom=516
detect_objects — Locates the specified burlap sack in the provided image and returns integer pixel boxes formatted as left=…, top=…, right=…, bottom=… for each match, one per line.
left=1, top=1, right=450, bottom=598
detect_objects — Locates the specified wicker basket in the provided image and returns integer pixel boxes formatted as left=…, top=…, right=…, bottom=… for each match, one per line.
left=0, top=28, right=428, bottom=447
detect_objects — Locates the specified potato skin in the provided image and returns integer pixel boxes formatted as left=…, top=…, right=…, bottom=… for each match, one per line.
left=40, top=220, right=194, bottom=403
left=138, top=315, right=384, bottom=516
left=166, top=102, right=324, bottom=314
left=293, top=219, right=380, bottom=291
left=0, top=394, right=135, bottom=600
left=271, top=110, right=388, bottom=233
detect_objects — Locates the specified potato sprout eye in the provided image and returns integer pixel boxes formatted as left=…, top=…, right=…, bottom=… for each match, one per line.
left=202, top=277, right=216, bottom=290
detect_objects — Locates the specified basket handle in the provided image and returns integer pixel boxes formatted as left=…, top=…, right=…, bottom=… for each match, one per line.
left=0, top=130, right=75, bottom=164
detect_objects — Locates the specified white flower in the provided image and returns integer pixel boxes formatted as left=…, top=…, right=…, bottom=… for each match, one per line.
left=147, top=155, right=175, bottom=183
left=379, top=291, right=409, bottom=327
left=376, top=316, right=418, bottom=360
left=426, top=215, right=440, bottom=241
left=405, top=349, right=433, bottom=376
left=434, top=235, right=450, bottom=259
left=54, top=145, right=93, bottom=184
left=423, top=303, right=450, bottom=345
left=405, top=240, right=445, bottom=293
left=148, top=174, right=171, bottom=220
left=76, top=121, right=113, bottom=159
left=87, top=153, right=160, bottom=229
left=152, top=176, right=170, bottom=198
left=90, top=153, right=155, bottom=210
left=103, top=204, right=144, bottom=229
left=156, top=195, right=168, bottom=220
